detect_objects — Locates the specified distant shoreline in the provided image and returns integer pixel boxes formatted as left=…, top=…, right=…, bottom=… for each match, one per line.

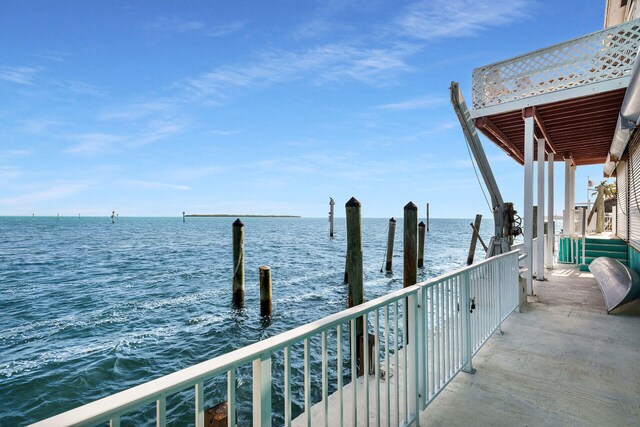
left=184, top=214, right=301, bottom=218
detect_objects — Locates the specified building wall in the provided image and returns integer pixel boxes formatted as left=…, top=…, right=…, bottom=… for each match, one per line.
left=605, top=0, right=639, bottom=27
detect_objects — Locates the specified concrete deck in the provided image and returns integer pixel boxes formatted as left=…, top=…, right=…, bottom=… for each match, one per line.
left=421, top=265, right=640, bottom=426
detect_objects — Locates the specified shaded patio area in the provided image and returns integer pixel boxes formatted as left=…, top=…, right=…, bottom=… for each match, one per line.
left=420, top=265, right=640, bottom=426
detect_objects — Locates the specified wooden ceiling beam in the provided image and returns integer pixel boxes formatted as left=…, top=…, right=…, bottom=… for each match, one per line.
left=475, top=117, right=524, bottom=164
left=532, top=107, right=558, bottom=155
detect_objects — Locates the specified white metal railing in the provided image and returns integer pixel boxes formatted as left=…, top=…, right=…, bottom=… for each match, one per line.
left=31, top=251, right=520, bottom=427
left=472, top=19, right=640, bottom=110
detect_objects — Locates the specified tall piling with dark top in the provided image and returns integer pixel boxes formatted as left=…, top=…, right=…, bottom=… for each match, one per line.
left=467, top=214, right=483, bottom=265
left=385, top=217, right=396, bottom=272
left=259, top=266, right=272, bottom=317
left=426, top=203, right=430, bottom=231
left=183, top=211, right=186, bottom=223
left=404, top=202, right=418, bottom=344
left=418, top=221, right=426, bottom=268
left=345, top=197, right=364, bottom=374
left=329, top=197, right=335, bottom=238
left=232, top=219, right=244, bottom=308
left=404, top=202, right=418, bottom=288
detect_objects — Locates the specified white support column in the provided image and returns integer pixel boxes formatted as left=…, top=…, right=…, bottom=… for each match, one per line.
left=570, top=165, right=576, bottom=236
left=547, top=152, right=554, bottom=269
left=524, top=116, right=535, bottom=294
left=536, top=138, right=545, bottom=281
left=564, top=158, right=571, bottom=235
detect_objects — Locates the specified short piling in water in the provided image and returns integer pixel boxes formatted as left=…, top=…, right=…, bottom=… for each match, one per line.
left=404, top=202, right=418, bottom=288
left=259, top=266, right=272, bottom=317
left=232, top=219, right=245, bottom=308
left=205, top=401, right=229, bottom=427
left=111, top=211, right=115, bottom=224
left=329, top=197, right=335, bottom=238
left=467, top=214, right=483, bottom=265
left=418, top=221, right=426, bottom=268
left=385, top=217, right=396, bottom=272
left=182, top=211, right=185, bottom=223
left=345, top=197, right=365, bottom=374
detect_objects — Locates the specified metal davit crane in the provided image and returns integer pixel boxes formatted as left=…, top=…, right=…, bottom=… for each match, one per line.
left=450, top=82, right=521, bottom=257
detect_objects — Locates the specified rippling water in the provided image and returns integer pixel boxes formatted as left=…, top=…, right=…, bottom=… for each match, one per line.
left=0, top=216, right=494, bottom=425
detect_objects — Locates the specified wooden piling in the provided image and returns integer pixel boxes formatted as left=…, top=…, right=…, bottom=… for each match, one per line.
left=385, top=217, right=396, bottom=272
left=418, top=221, right=426, bottom=268
left=111, top=211, right=115, bottom=224
left=404, top=202, right=418, bottom=289
left=426, top=202, right=430, bottom=231
left=346, top=197, right=364, bottom=307
left=205, top=402, right=229, bottom=427
left=467, top=214, right=483, bottom=265
left=232, top=219, right=244, bottom=308
left=259, top=266, right=272, bottom=317
left=346, top=197, right=364, bottom=375
left=183, top=211, right=185, bottom=223
left=329, top=197, right=335, bottom=238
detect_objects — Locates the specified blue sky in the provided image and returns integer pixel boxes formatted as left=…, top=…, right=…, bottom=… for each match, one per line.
left=0, top=0, right=609, bottom=218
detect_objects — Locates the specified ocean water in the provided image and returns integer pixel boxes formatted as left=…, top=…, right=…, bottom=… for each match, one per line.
left=0, top=216, right=494, bottom=426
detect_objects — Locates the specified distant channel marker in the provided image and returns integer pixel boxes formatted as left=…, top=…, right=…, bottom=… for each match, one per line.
left=183, top=214, right=301, bottom=218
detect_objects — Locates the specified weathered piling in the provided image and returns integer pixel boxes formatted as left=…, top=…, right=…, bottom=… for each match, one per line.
left=232, top=219, right=244, bottom=308
left=346, top=197, right=364, bottom=374
left=385, top=217, right=396, bottom=272
left=329, top=197, right=335, bottom=238
left=404, top=202, right=418, bottom=289
left=346, top=197, right=364, bottom=307
left=205, top=402, right=229, bottom=427
left=404, top=202, right=418, bottom=344
left=467, top=214, right=483, bottom=265
left=426, top=202, right=430, bottom=231
left=111, top=211, right=115, bottom=224
left=183, top=211, right=186, bottom=223
left=418, top=221, right=426, bottom=268
left=259, top=266, right=272, bottom=317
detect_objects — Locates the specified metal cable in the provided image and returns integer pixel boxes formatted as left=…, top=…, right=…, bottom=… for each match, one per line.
left=465, top=137, right=493, bottom=213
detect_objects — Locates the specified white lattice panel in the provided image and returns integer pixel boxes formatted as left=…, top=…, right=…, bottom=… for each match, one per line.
left=472, top=19, right=640, bottom=110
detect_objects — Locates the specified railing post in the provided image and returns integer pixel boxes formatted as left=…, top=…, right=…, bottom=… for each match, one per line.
left=497, top=257, right=504, bottom=335
left=252, top=353, right=272, bottom=427
left=417, top=287, right=426, bottom=410
left=461, top=270, right=476, bottom=374
left=407, top=291, right=420, bottom=425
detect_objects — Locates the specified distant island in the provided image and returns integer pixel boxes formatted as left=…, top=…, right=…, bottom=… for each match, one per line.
left=183, top=214, right=301, bottom=218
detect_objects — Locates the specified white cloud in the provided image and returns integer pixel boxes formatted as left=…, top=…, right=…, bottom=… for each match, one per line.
left=143, top=17, right=246, bottom=37
left=375, top=96, right=447, bottom=110
left=0, top=66, right=42, bottom=85
left=0, top=166, right=23, bottom=180
left=65, top=133, right=127, bottom=154
left=182, top=41, right=417, bottom=100
left=171, top=166, right=226, bottom=181
left=0, top=149, right=32, bottom=160
left=21, top=119, right=60, bottom=134
left=0, top=184, right=88, bottom=206
left=99, top=102, right=173, bottom=121
left=396, top=0, right=533, bottom=40
left=127, top=180, right=191, bottom=191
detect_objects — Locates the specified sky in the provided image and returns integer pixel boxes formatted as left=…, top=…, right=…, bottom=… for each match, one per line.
left=0, top=0, right=611, bottom=218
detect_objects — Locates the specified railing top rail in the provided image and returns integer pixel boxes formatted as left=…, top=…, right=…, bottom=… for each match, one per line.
left=31, top=249, right=520, bottom=427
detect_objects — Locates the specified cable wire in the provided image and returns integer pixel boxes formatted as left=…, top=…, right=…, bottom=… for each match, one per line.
left=464, top=137, right=493, bottom=213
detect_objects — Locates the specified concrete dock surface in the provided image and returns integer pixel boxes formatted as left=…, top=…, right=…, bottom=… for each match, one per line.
left=422, top=265, right=640, bottom=426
